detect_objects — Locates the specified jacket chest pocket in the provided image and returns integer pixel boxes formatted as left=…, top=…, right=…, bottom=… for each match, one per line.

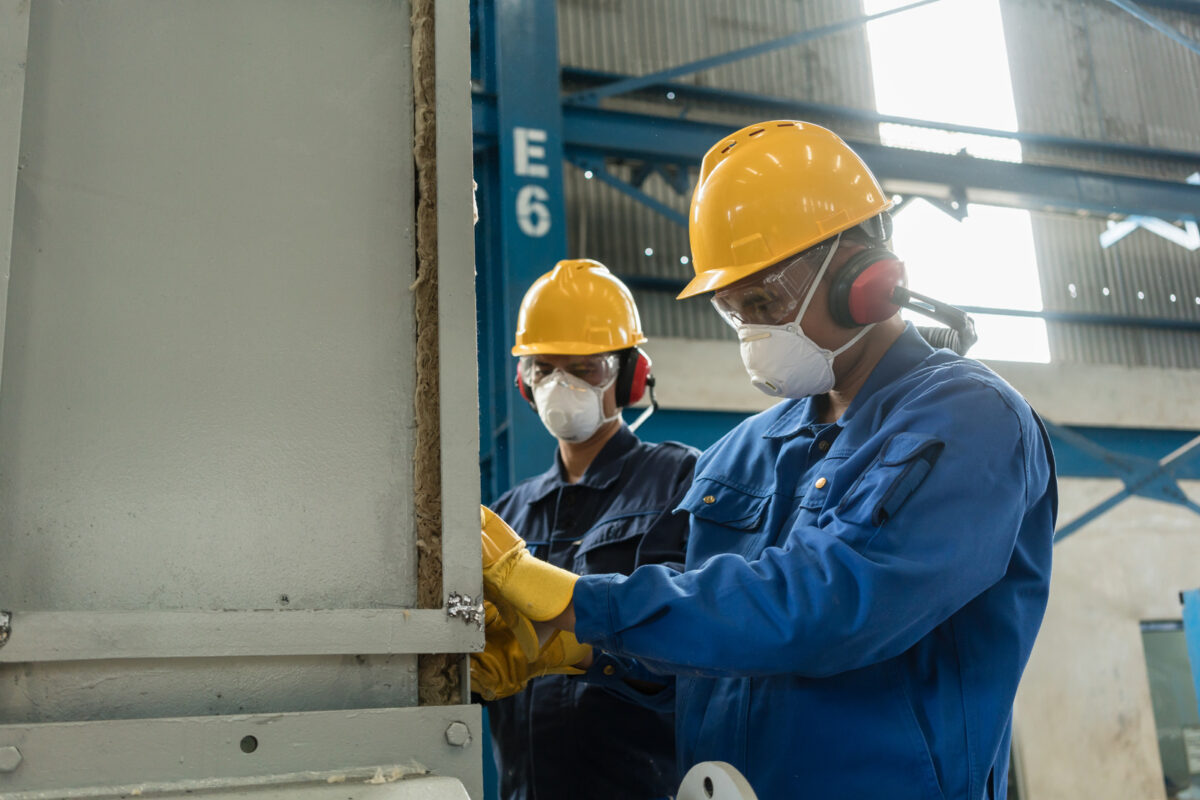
left=678, top=477, right=771, bottom=562
left=570, top=512, right=658, bottom=576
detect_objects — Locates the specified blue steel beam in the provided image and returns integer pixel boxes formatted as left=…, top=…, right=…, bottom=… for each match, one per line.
left=567, top=156, right=689, bottom=228
left=1105, top=0, right=1200, bottom=56
left=1184, top=590, right=1200, bottom=721
left=562, top=66, right=1200, bottom=167
left=1051, top=424, right=1200, bottom=543
left=554, top=104, right=1200, bottom=223
left=565, top=0, right=946, bottom=106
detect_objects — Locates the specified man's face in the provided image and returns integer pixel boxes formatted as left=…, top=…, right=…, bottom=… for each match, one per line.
left=711, top=237, right=871, bottom=352
left=520, top=352, right=620, bottom=417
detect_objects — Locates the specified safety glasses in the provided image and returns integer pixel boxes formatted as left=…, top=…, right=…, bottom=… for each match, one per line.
left=518, top=352, right=619, bottom=388
left=710, top=241, right=834, bottom=328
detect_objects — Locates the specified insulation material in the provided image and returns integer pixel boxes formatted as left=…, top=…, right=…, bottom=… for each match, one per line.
left=411, top=0, right=460, bottom=706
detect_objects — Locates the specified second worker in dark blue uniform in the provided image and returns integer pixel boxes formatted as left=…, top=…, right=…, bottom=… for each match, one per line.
left=481, top=259, right=697, bottom=800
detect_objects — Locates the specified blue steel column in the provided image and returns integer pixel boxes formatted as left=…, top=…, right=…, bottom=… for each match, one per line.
left=1184, top=590, right=1200, bottom=719
left=480, top=0, right=566, bottom=499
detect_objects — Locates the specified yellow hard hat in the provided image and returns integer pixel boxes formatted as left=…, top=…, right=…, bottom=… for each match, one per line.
left=512, top=259, right=648, bottom=356
left=679, top=120, right=892, bottom=299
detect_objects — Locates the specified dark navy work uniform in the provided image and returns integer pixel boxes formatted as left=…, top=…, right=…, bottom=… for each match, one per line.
left=487, top=425, right=697, bottom=800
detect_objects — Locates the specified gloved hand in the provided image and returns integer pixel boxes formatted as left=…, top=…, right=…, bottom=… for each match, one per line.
left=470, top=601, right=592, bottom=701
left=481, top=505, right=579, bottom=622
left=478, top=508, right=542, bottom=660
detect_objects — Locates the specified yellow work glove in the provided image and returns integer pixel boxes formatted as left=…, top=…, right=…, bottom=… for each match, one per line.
left=477, top=508, right=542, bottom=660
left=470, top=601, right=592, bottom=702
left=481, top=505, right=579, bottom=622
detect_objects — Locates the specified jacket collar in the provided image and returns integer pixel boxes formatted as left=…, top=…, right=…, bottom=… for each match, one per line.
left=523, top=425, right=640, bottom=503
left=762, top=323, right=934, bottom=439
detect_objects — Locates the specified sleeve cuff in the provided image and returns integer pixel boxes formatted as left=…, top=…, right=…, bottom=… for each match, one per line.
left=579, top=651, right=675, bottom=714
left=572, top=572, right=624, bottom=651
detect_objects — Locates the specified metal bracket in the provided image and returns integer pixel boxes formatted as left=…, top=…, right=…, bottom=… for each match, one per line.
left=445, top=593, right=484, bottom=630
left=1047, top=420, right=1200, bottom=543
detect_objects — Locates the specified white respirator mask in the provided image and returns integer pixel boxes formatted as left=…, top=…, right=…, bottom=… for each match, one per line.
left=726, top=233, right=874, bottom=399
left=531, top=370, right=620, bottom=442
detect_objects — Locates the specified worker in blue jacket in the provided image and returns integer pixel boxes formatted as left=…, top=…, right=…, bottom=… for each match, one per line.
left=473, top=259, right=697, bottom=800
left=479, top=121, right=1057, bottom=800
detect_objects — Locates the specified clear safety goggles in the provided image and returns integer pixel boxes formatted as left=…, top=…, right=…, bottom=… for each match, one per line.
left=710, top=241, right=834, bottom=328
left=518, top=352, right=619, bottom=388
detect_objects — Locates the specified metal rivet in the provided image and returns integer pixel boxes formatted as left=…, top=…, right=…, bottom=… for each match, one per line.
left=815, top=477, right=827, bottom=489
left=702, top=495, right=716, bottom=504
left=603, top=665, right=616, bottom=676
left=445, top=721, right=471, bottom=748
left=0, top=746, right=22, bottom=773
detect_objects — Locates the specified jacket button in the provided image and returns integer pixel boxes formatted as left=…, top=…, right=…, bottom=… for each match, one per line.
left=817, top=440, right=830, bottom=452
left=603, top=665, right=616, bottom=676
left=814, top=477, right=827, bottom=489
left=702, top=495, right=716, bottom=504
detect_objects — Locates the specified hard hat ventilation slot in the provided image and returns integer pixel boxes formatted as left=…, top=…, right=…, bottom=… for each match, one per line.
left=721, top=141, right=738, bottom=154
left=749, top=128, right=765, bottom=137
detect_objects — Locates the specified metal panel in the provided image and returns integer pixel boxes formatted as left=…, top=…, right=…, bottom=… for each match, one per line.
left=0, top=0, right=30, bottom=393
left=0, top=654, right=419, bottom=726
left=1, top=0, right=417, bottom=614
left=0, top=609, right=479, bottom=663
left=0, top=0, right=481, bottom=733
left=0, top=705, right=483, bottom=800
left=434, top=0, right=483, bottom=602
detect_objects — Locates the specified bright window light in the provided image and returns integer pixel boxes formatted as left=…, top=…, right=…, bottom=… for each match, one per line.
left=864, top=0, right=1050, bottom=363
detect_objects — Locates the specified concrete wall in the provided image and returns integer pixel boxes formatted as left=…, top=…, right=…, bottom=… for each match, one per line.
left=645, top=336, right=1200, bottom=800
left=1016, top=481, right=1200, bottom=800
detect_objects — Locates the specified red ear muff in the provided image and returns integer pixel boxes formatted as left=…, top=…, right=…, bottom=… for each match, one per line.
left=615, top=348, right=652, bottom=407
left=829, top=248, right=905, bottom=327
left=515, top=369, right=535, bottom=408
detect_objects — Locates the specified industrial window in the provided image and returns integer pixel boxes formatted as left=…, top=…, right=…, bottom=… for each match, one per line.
left=1141, top=621, right=1200, bottom=799
left=864, top=0, right=1050, bottom=363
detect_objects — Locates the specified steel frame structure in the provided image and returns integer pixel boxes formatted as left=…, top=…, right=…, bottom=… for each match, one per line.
left=470, top=0, right=1200, bottom=545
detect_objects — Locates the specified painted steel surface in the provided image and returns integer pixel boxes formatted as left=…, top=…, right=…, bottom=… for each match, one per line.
left=0, top=3, right=481, bottom=796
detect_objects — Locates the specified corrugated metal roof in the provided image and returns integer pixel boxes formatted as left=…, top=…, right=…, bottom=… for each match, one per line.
left=1002, top=0, right=1200, bottom=365
left=555, top=0, right=1200, bottom=364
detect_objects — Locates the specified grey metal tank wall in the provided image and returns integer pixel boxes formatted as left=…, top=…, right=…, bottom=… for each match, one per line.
left=0, top=0, right=425, bottom=720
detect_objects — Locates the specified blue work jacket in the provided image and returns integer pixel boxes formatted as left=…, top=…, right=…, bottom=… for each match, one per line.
left=486, top=425, right=697, bottom=800
left=575, top=325, right=1057, bottom=800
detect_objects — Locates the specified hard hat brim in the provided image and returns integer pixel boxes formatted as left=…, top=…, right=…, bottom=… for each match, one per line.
left=511, top=335, right=647, bottom=358
left=678, top=204, right=893, bottom=300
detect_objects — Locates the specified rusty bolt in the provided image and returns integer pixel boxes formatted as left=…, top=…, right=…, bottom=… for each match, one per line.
left=0, top=746, right=22, bottom=773
left=444, top=721, right=471, bottom=747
